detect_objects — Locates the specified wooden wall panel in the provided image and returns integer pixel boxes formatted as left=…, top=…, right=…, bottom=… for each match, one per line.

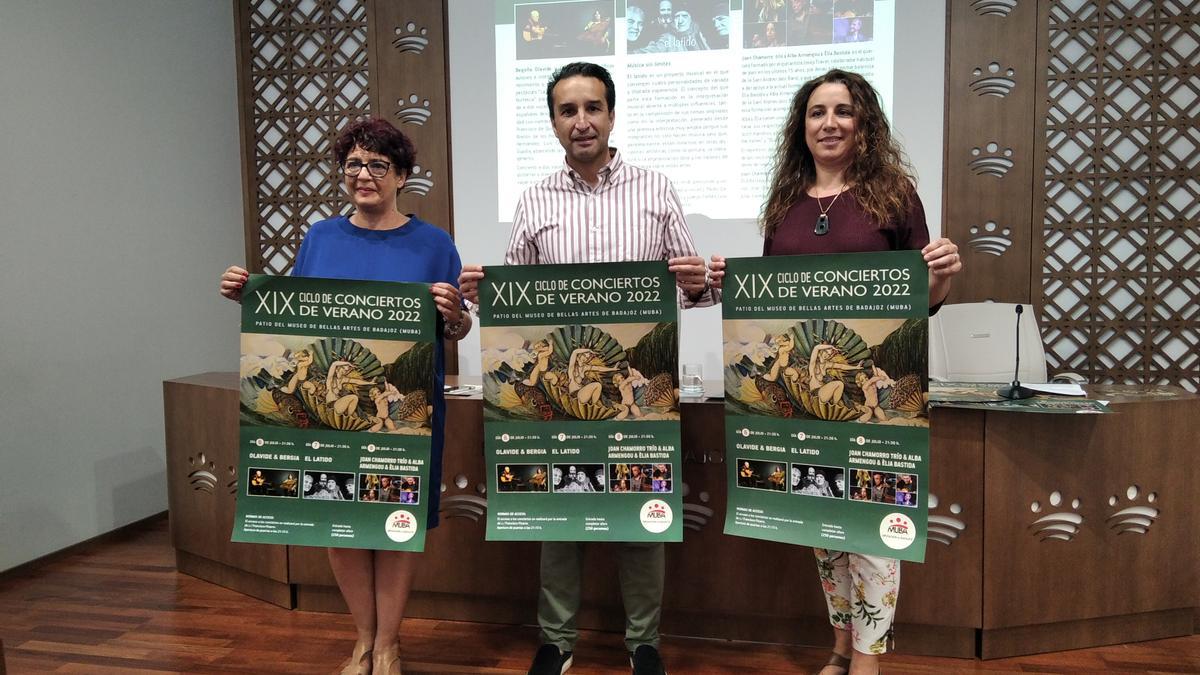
left=367, top=0, right=454, bottom=240
left=945, top=0, right=1198, bottom=391
left=944, top=0, right=1039, bottom=304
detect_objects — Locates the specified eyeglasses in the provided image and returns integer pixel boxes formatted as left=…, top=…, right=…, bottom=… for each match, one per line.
left=341, top=159, right=392, bottom=178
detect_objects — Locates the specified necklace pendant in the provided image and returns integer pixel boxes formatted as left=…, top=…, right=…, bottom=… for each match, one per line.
left=814, top=213, right=830, bottom=236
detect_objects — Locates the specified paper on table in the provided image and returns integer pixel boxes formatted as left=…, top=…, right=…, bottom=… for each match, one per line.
left=1024, top=383, right=1086, bottom=396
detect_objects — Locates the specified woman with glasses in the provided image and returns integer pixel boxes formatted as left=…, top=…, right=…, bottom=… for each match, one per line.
left=710, top=70, right=961, bottom=675
left=219, top=118, right=469, bottom=675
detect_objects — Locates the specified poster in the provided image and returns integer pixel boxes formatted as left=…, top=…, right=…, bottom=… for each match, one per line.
left=479, top=261, right=682, bottom=541
left=721, top=251, right=930, bottom=562
left=232, top=274, right=437, bottom=551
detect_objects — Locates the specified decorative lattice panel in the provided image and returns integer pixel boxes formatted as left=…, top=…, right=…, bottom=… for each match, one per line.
left=239, top=0, right=371, bottom=274
left=1038, top=0, right=1199, bottom=391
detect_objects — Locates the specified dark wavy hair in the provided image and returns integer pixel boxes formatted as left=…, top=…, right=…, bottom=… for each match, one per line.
left=333, top=118, right=416, bottom=178
left=761, top=69, right=914, bottom=237
left=546, top=62, right=616, bottom=118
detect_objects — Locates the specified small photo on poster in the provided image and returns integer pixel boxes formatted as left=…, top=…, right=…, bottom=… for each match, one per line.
left=628, top=0, right=730, bottom=53
left=553, top=463, right=607, bottom=493
left=303, top=471, right=356, bottom=501
left=848, top=469, right=896, bottom=504
left=516, top=1, right=617, bottom=61
left=497, top=463, right=551, bottom=492
left=735, top=458, right=789, bottom=492
left=246, top=468, right=300, bottom=498
left=611, top=462, right=673, bottom=492
left=366, top=474, right=420, bottom=503
left=790, top=463, right=844, bottom=499
left=893, top=473, right=918, bottom=508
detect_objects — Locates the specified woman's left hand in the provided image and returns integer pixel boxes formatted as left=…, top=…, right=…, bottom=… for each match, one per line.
left=923, top=237, right=962, bottom=278
left=430, top=282, right=463, bottom=323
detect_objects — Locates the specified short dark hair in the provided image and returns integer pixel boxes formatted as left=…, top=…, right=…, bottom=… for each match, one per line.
left=546, top=62, right=616, bottom=119
left=333, top=118, right=417, bottom=177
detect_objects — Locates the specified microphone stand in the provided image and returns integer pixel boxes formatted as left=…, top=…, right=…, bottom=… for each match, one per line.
left=997, top=304, right=1036, bottom=400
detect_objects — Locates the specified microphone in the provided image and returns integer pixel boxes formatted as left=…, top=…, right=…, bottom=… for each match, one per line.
left=997, top=304, right=1036, bottom=400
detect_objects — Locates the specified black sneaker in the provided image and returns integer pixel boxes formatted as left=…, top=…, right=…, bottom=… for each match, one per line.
left=528, top=643, right=573, bottom=675
left=630, top=645, right=666, bottom=675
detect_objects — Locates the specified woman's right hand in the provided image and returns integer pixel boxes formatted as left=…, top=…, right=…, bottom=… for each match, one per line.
left=219, top=265, right=250, bottom=303
left=708, top=255, right=726, bottom=289
left=458, top=264, right=484, bottom=305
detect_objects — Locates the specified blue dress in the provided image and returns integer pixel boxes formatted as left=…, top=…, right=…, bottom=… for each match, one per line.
left=293, top=214, right=462, bottom=528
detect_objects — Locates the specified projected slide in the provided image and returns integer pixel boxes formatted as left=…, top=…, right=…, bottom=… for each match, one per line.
left=494, top=0, right=894, bottom=221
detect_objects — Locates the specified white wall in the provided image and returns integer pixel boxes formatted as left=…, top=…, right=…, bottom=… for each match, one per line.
left=0, top=1, right=244, bottom=571
left=448, top=1, right=946, bottom=379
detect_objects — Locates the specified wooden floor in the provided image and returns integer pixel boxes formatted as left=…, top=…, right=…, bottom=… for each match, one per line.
left=1, top=516, right=1197, bottom=674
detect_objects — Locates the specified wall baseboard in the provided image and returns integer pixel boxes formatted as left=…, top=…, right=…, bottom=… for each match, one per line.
left=0, top=511, right=167, bottom=581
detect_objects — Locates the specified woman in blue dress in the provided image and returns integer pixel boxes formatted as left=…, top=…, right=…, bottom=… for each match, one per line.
left=219, top=119, right=470, bottom=675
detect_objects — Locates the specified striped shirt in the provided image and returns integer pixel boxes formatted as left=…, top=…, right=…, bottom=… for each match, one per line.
left=505, top=149, right=716, bottom=307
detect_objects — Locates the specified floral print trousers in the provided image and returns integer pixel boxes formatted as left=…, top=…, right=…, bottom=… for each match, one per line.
left=814, top=549, right=900, bottom=654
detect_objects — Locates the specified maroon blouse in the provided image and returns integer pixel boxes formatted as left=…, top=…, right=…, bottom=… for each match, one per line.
left=762, top=189, right=930, bottom=256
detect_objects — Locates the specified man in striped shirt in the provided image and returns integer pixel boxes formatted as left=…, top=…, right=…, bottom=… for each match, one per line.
left=460, top=61, right=712, bottom=675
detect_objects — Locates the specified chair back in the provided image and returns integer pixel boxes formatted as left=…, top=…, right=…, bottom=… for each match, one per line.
left=928, top=302, right=1048, bottom=383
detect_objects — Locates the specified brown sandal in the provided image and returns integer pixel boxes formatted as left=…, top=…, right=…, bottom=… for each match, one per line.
left=815, top=652, right=851, bottom=675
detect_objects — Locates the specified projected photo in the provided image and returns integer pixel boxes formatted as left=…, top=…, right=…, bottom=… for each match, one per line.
left=626, top=1, right=730, bottom=53
left=516, top=1, right=617, bottom=60
left=492, top=0, right=900, bottom=221
left=746, top=0, right=837, bottom=48
left=832, top=0, right=871, bottom=43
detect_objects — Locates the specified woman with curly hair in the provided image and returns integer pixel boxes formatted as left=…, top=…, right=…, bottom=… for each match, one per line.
left=711, top=69, right=962, bottom=675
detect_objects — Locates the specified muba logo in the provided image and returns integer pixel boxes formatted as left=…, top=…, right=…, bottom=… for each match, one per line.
left=639, top=500, right=673, bottom=534
left=878, top=512, right=916, bottom=550
left=385, top=509, right=419, bottom=543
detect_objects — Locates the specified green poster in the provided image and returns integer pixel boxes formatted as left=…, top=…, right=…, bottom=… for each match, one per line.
left=479, top=261, right=682, bottom=541
left=721, top=252, right=930, bottom=562
left=232, top=274, right=437, bottom=551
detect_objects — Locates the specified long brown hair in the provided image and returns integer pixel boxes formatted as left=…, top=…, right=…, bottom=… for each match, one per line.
left=760, top=69, right=914, bottom=237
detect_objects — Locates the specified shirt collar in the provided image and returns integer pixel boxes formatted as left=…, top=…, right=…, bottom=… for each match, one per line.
left=562, top=148, right=623, bottom=187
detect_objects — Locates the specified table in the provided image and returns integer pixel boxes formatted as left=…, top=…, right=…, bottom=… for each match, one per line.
left=164, top=374, right=1198, bottom=658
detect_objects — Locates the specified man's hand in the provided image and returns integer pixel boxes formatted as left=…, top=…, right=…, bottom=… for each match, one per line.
left=458, top=265, right=485, bottom=305
left=668, top=256, right=708, bottom=299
